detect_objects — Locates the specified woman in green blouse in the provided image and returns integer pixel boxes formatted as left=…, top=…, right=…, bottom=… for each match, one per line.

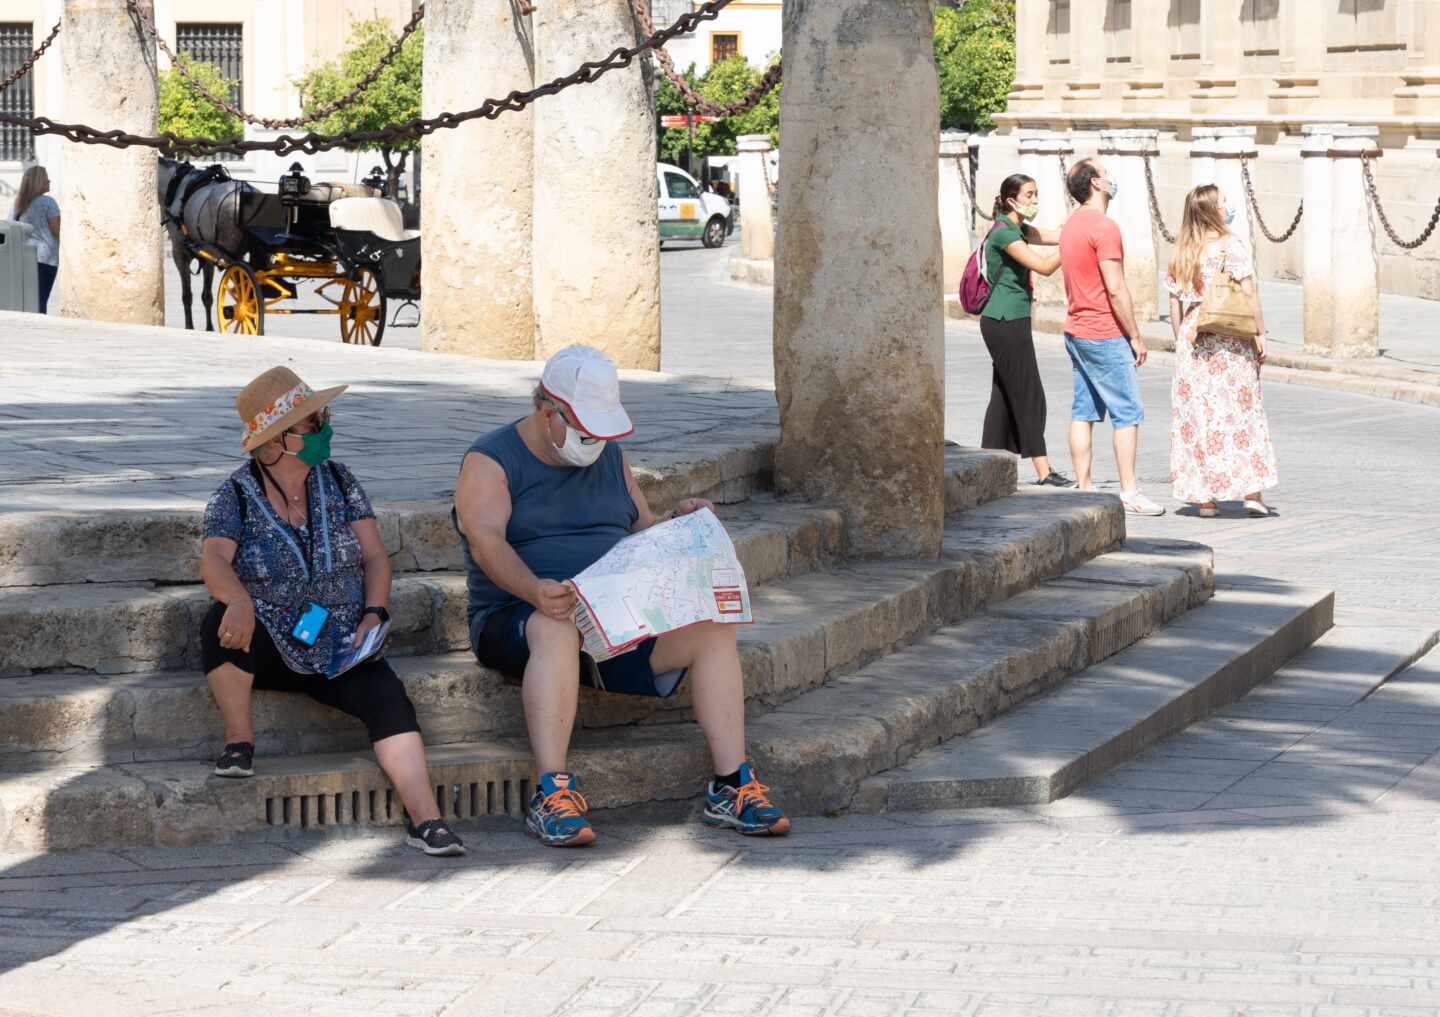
left=979, top=174, right=1073, bottom=487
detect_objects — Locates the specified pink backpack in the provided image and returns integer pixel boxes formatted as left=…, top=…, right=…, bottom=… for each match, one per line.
left=958, top=225, right=1000, bottom=315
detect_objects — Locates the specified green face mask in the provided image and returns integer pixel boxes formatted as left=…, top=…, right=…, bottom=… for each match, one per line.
left=287, top=421, right=333, bottom=467
left=1014, top=203, right=1039, bottom=221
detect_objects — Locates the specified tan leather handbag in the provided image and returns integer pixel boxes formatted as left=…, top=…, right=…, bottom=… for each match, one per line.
left=1195, top=266, right=1258, bottom=339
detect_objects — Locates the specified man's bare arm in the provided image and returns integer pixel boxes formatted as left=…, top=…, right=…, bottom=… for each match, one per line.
left=454, top=451, right=574, bottom=618
left=1099, top=258, right=1146, bottom=365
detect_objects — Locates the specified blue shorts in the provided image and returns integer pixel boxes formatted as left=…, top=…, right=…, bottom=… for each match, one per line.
left=1064, top=334, right=1145, bottom=428
left=473, top=601, right=687, bottom=699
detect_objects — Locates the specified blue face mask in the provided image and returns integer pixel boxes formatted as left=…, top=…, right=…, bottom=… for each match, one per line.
left=1225, top=206, right=1237, bottom=225
left=1105, top=178, right=1120, bottom=199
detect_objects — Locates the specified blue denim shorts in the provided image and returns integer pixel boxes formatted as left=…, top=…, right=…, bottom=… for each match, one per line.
left=1064, top=334, right=1145, bottom=428
left=473, top=601, right=687, bottom=699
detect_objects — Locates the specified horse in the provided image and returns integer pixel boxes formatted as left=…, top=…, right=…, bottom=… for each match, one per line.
left=157, top=157, right=255, bottom=331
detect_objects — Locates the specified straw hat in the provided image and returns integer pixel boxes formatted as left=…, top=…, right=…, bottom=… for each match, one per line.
left=237, top=366, right=347, bottom=452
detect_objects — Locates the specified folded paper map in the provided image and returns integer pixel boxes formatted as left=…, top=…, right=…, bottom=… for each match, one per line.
left=566, top=508, right=752, bottom=662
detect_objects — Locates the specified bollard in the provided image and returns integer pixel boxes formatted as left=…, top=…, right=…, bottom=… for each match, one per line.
left=1327, top=127, right=1382, bottom=358
left=774, top=0, right=944, bottom=559
left=1190, top=126, right=1258, bottom=253
left=737, top=134, right=775, bottom=262
left=938, top=130, right=972, bottom=296
left=533, top=0, right=661, bottom=370
left=1098, top=129, right=1160, bottom=322
left=1300, top=124, right=1346, bottom=356
left=59, top=0, right=163, bottom=324
left=1018, top=128, right=1071, bottom=314
left=421, top=0, right=536, bottom=359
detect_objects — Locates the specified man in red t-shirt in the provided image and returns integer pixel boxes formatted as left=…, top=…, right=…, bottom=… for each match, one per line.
left=1057, top=159, right=1164, bottom=516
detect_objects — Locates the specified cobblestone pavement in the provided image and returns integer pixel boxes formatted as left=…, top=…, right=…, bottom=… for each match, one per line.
left=2, top=245, right=1439, bottom=1015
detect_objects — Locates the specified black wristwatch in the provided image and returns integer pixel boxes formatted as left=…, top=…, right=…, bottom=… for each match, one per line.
left=362, top=605, right=390, bottom=624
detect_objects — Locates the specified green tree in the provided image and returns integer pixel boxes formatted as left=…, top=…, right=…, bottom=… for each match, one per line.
left=654, top=57, right=780, bottom=170
left=157, top=58, right=244, bottom=144
left=934, top=0, right=1016, bottom=131
left=295, top=16, right=422, bottom=198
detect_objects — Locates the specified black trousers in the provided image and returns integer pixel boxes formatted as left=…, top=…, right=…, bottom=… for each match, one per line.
left=980, top=315, right=1048, bottom=460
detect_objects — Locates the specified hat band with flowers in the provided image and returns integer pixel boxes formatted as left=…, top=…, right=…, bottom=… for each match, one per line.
left=244, top=380, right=314, bottom=446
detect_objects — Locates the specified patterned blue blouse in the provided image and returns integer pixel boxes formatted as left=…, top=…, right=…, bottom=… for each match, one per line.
left=203, top=460, right=376, bottom=675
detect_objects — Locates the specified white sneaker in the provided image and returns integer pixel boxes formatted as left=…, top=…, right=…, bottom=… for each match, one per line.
left=1244, top=498, right=1270, bottom=518
left=1120, top=491, right=1166, bottom=516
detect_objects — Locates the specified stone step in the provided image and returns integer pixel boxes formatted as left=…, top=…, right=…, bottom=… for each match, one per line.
left=0, top=537, right=1205, bottom=852
left=0, top=489, right=1125, bottom=767
left=0, top=496, right=847, bottom=678
left=0, top=445, right=1014, bottom=589
left=853, top=582, right=1336, bottom=813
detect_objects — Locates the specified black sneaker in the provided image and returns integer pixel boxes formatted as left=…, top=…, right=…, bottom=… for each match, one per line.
left=404, top=814, right=467, bottom=857
left=1034, top=471, right=1078, bottom=488
left=213, top=741, right=254, bottom=778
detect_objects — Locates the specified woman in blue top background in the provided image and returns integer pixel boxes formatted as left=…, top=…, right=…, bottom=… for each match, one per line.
left=200, top=366, right=463, bottom=856
left=979, top=173, right=1073, bottom=488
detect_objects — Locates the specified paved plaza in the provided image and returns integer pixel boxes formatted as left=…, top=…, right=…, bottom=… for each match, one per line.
left=1, top=241, right=1439, bottom=1014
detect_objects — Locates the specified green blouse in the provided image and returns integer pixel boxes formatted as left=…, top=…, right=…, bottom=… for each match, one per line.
left=980, top=218, right=1034, bottom=322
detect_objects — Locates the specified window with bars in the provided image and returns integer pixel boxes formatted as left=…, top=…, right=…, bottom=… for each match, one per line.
left=176, top=23, right=243, bottom=107
left=0, top=23, right=35, bottom=163
left=711, top=32, right=740, bottom=64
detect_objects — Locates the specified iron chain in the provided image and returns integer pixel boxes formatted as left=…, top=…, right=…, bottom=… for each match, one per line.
left=1142, top=153, right=1177, bottom=244
left=1240, top=157, right=1303, bottom=244
left=0, top=19, right=60, bottom=97
left=956, top=157, right=994, bottom=222
left=0, top=0, right=738, bottom=159
left=629, top=0, right=781, bottom=118
left=1362, top=152, right=1440, bottom=250
left=129, top=0, right=425, bottom=130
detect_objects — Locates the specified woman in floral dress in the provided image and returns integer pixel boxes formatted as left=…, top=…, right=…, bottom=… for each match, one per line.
left=1164, top=184, right=1278, bottom=518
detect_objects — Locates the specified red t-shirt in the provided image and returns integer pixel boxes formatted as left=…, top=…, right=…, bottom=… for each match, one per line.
left=1059, top=208, right=1125, bottom=339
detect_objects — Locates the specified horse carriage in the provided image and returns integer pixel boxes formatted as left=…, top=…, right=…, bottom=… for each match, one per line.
left=159, top=160, right=420, bottom=346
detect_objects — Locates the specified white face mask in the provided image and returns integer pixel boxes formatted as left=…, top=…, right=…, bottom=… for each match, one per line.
left=554, top=423, right=606, bottom=467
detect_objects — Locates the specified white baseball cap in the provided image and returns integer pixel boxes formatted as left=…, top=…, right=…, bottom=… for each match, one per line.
left=539, top=345, right=635, bottom=440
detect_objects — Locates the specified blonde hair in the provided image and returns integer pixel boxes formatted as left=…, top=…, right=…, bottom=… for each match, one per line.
left=11, top=164, right=49, bottom=220
left=1167, top=184, right=1230, bottom=293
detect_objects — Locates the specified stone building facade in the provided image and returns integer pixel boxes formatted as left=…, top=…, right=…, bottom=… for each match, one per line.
left=981, top=0, right=1440, bottom=299
left=0, top=0, right=417, bottom=199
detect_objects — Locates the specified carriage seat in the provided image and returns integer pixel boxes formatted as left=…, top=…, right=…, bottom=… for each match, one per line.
left=329, top=197, right=420, bottom=243
left=302, top=181, right=377, bottom=204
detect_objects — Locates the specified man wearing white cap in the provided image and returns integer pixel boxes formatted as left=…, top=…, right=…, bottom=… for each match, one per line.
left=453, top=345, right=790, bottom=847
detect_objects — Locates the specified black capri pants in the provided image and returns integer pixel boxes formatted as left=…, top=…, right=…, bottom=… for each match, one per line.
left=200, top=601, right=420, bottom=743
left=979, top=315, right=1048, bottom=460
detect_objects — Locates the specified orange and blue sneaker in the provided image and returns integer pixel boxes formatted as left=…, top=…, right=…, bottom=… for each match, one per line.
left=526, top=771, right=596, bottom=847
left=704, top=762, right=791, bottom=836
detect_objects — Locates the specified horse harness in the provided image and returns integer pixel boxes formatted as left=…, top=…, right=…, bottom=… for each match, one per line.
left=162, top=162, right=233, bottom=233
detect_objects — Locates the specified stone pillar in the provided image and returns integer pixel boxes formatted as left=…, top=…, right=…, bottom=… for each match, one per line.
left=1007, top=0, right=1047, bottom=111
left=1018, top=128, right=1070, bottom=314
left=1190, top=0, right=1240, bottom=113
left=533, top=0, right=660, bottom=370
left=1209, top=126, right=1259, bottom=256
left=1300, top=124, right=1343, bottom=355
left=58, top=0, right=162, bottom=324
left=1395, top=1, right=1440, bottom=116
left=421, top=0, right=534, bottom=360
left=1189, top=127, right=1217, bottom=188
left=938, top=130, right=971, bottom=296
left=1269, top=0, right=1324, bottom=115
left=1098, top=129, right=1160, bottom=322
left=1121, top=0, right=1167, bottom=109
left=1061, top=0, right=1104, bottom=111
left=1326, top=127, right=1382, bottom=359
left=736, top=134, right=775, bottom=262
left=774, top=0, right=944, bottom=559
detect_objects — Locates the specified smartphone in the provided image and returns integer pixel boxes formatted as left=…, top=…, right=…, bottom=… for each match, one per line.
left=292, top=602, right=330, bottom=646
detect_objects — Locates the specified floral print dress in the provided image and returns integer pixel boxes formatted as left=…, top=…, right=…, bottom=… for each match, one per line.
left=1164, top=235, right=1278, bottom=503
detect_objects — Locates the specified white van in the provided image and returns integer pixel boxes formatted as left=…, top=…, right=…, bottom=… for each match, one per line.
left=657, top=163, right=731, bottom=249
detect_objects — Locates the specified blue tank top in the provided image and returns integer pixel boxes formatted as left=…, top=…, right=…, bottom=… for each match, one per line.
left=454, top=421, right=638, bottom=646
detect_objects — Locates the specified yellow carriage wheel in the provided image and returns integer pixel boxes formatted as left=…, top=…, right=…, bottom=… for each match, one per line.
left=339, top=265, right=386, bottom=347
left=217, top=264, right=265, bottom=336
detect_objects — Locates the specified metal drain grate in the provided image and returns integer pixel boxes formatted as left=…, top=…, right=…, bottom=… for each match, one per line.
left=261, top=759, right=534, bottom=829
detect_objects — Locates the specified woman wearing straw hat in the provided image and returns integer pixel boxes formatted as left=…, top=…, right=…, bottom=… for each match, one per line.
left=199, top=366, right=464, bottom=856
